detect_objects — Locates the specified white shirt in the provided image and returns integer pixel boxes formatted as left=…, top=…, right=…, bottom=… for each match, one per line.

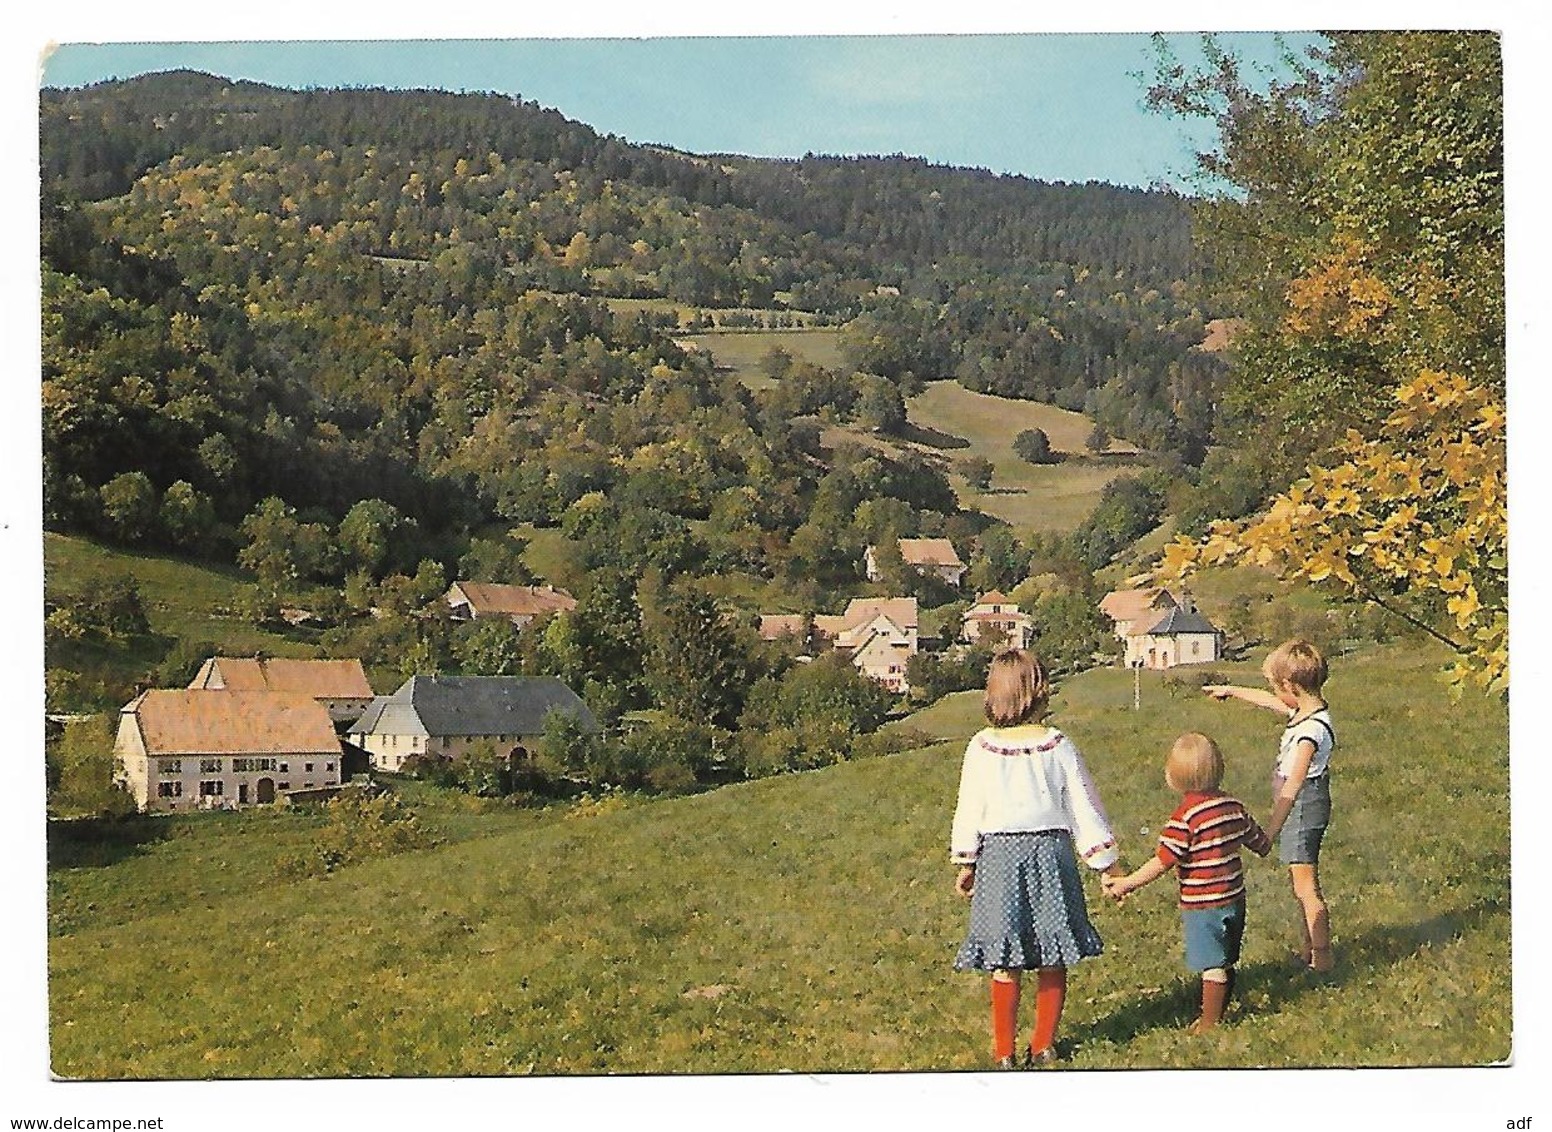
left=1277, top=707, right=1336, bottom=779
left=949, top=725, right=1119, bottom=870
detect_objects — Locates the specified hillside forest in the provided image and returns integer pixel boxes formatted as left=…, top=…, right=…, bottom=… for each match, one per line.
left=41, top=32, right=1504, bottom=808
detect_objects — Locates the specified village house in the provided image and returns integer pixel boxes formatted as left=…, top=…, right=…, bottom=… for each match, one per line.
left=813, top=597, right=918, bottom=694
left=960, top=591, right=1035, bottom=650
left=1099, top=588, right=1223, bottom=669
left=348, top=675, right=598, bottom=773
left=864, top=538, right=968, bottom=587
left=114, top=689, right=343, bottom=812
left=757, top=614, right=811, bottom=648
left=444, top=581, right=577, bottom=629
left=188, top=656, right=375, bottom=726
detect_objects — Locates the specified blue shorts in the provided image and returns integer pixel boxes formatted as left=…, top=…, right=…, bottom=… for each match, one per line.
left=1278, top=774, right=1331, bottom=865
left=1182, top=897, right=1247, bottom=972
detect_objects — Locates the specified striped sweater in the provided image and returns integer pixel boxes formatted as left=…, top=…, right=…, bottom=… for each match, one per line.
left=1156, top=792, right=1272, bottom=908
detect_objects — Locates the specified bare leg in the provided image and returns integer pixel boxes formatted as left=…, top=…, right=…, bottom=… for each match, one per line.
left=1289, top=863, right=1332, bottom=970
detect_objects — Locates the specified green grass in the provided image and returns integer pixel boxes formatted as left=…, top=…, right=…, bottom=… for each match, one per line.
left=680, top=328, right=846, bottom=389
left=820, top=381, right=1142, bottom=537
left=44, top=532, right=319, bottom=700
left=47, top=640, right=1508, bottom=1077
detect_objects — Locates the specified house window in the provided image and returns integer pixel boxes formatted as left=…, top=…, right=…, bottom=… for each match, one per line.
left=199, top=780, right=224, bottom=797
left=279, top=782, right=290, bottom=790
left=157, top=781, right=182, bottom=798
left=280, top=762, right=289, bottom=772
left=305, top=763, right=314, bottom=773
left=1191, top=640, right=1201, bottom=657
left=326, top=762, right=335, bottom=772
left=232, top=758, right=277, bottom=772
left=159, top=760, right=182, bottom=776
left=199, top=758, right=222, bottom=773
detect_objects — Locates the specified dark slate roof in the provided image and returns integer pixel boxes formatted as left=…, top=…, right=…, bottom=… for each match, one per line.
left=349, top=676, right=598, bottom=737
left=1143, top=606, right=1221, bottom=636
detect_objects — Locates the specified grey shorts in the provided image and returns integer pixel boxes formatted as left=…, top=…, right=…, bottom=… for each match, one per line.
left=1278, top=773, right=1331, bottom=865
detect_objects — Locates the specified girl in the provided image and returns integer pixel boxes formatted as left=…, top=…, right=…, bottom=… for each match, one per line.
left=951, top=649, right=1123, bottom=1068
left=1102, top=732, right=1272, bottom=1033
left=1203, top=639, right=1336, bottom=972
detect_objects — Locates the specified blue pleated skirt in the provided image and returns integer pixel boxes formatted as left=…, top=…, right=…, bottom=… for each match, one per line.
left=953, top=830, right=1104, bottom=971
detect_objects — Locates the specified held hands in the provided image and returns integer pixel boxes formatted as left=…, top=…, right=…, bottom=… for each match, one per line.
left=955, top=866, right=976, bottom=899
left=1100, top=873, right=1131, bottom=904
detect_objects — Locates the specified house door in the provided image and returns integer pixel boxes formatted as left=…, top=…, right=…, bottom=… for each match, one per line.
left=238, top=783, right=249, bottom=804
left=256, top=778, right=276, bottom=803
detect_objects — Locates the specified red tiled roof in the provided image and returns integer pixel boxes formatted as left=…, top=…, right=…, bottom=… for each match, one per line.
left=126, top=690, right=341, bottom=756
left=191, top=657, right=373, bottom=698
left=897, top=538, right=965, bottom=569
left=448, top=581, right=577, bottom=618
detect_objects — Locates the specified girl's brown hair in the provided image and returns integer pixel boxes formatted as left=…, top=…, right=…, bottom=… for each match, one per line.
left=1165, top=732, right=1225, bottom=793
left=983, top=649, right=1051, bottom=727
left=1263, top=638, right=1329, bottom=694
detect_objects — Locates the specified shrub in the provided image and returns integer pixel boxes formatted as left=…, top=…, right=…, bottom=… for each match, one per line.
left=280, top=790, right=440, bottom=877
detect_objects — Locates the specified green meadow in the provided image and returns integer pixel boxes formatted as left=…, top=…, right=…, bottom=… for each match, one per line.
left=680, top=327, right=848, bottom=390
left=47, top=640, right=1509, bottom=1077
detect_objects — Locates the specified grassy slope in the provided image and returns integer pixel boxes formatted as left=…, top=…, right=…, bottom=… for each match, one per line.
left=48, top=641, right=1509, bottom=1077
left=44, top=532, right=317, bottom=699
left=681, top=327, right=847, bottom=391
left=818, top=380, right=1139, bottom=536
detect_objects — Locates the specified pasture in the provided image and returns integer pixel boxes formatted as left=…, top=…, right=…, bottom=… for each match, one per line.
left=47, top=641, right=1509, bottom=1077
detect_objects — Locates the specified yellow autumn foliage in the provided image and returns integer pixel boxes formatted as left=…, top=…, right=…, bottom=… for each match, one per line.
left=1160, top=371, right=1506, bottom=693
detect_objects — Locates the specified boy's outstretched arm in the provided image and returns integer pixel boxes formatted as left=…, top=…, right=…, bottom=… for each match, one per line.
left=1103, top=856, right=1167, bottom=902
left=1202, top=684, right=1287, bottom=713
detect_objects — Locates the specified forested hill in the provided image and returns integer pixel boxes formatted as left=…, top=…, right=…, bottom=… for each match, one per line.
left=41, top=69, right=1219, bottom=651
left=42, top=70, right=1191, bottom=285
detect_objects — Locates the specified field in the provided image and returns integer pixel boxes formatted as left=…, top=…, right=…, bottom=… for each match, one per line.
left=46, top=641, right=1510, bottom=1077
left=820, top=380, right=1142, bottom=535
left=680, top=327, right=847, bottom=389
left=44, top=532, right=316, bottom=701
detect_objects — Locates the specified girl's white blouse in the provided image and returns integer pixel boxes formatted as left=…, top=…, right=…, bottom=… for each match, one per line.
left=950, top=726, right=1119, bottom=870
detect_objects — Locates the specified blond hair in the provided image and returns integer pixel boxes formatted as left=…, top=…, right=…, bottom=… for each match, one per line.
left=1263, top=638, right=1328, bottom=694
left=983, top=649, right=1051, bottom=727
left=1166, top=732, right=1225, bottom=793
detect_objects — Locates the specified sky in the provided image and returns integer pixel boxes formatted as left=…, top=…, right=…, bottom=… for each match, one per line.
left=38, top=33, right=1321, bottom=190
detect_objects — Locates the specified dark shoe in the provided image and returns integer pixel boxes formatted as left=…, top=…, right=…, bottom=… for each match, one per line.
left=994, top=1055, right=1019, bottom=1070
left=1023, top=1045, right=1060, bottom=1068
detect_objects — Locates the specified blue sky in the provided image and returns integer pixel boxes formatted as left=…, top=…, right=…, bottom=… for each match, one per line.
left=40, top=33, right=1321, bottom=189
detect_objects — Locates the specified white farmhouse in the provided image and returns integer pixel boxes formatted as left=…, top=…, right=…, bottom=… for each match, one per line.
left=813, top=597, right=918, bottom=694
left=114, top=690, right=343, bottom=812
left=961, top=591, right=1035, bottom=650
left=188, top=656, right=374, bottom=725
left=348, top=675, right=597, bottom=772
left=864, top=538, right=967, bottom=587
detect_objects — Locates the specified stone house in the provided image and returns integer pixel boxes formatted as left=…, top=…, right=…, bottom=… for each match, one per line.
left=813, top=597, right=918, bottom=694
left=960, top=591, right=1035, bottom=650
left=348, top=675, right=598, bottom=773
left=188, top=656, right=375, bottom=725
left=114, top=690, right=343, bottom=812
left=864, top=538, right=967, bottom=587
left=444, top=581, right=577, bottom=629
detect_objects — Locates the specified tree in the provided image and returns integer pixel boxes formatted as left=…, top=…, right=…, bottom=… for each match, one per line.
left=857, top=374, right=907, bottom=434
left=640, top=584, right=752, bottom=729
left=238, top=497, right=335, bottom=592
left=338, top=498, right=416, bottom=578
left=959, top=456, right=995, bottom=491
left=159, top=480, right=216, bottom=552
left=98, top=471, right=158, bottom=544
left=1013, top=428, right=1059, bottom=465
left=1148, top=32, right=1503, bottom=483
left=1161, top=371, right=1505, bottom=693
left=1148, top=33, right=1505, bottom=693
left=1085, top=423, right=1111, bottom=454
